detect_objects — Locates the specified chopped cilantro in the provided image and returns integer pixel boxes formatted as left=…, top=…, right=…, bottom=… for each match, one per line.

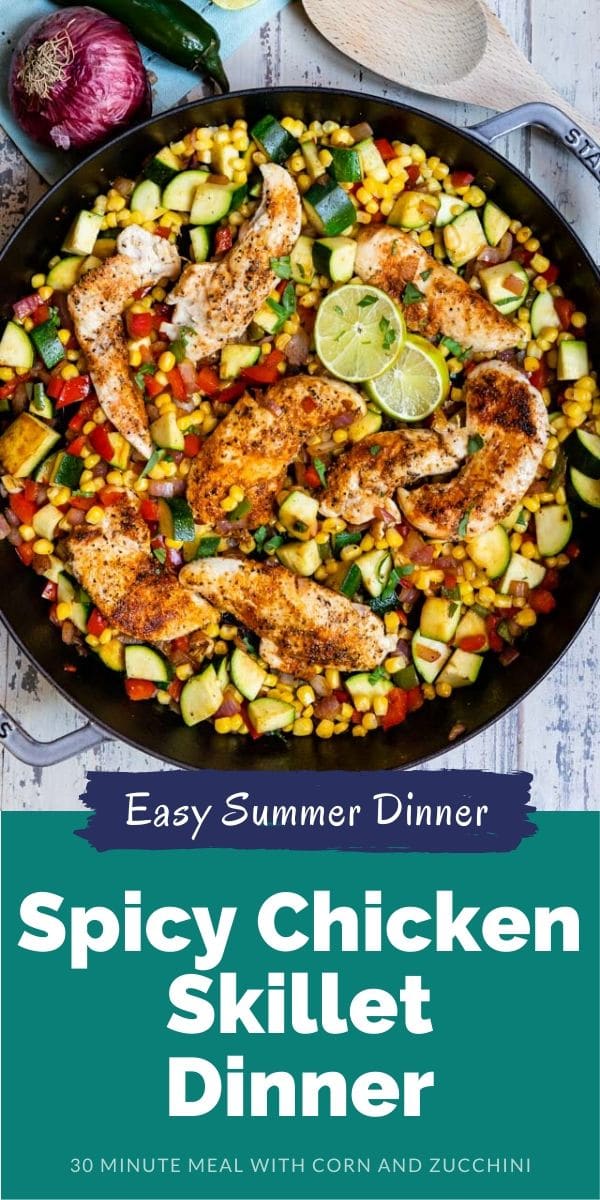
left=270, top=255, right=292, bottom=280
left=267, top=282, right=296, bottom=329
left=195, top=536, right=221, bottom=558
left=357, top=293, right=378, bottom=308
left=467, top=433, right=484, bottom=455
left=369, top=443, right=382, bottom=457
left=420, top=268, right=433, bottom=281
left=440, top=335, right=471, bottom=362
left=402, top=282, right=425, bottom=306
left=396, top=563, right=414, bottom=577
left=253, top=525, right=268, bottom=549
left=313, top=457, right=327, bottom=488
left=379, top=315, right=397, bottom=351
left=152, top=547, right=166, bottom=563
left=458, top=507, right=472, bottom=538
left=368, top=665, right=388, bottom=685
left=134, top=362, right=157, bottom=392
left=170, top=325, right=196, bottom=363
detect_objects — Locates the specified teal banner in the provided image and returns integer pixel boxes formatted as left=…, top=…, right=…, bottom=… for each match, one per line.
left=2, top=812, right=599, bottom=1200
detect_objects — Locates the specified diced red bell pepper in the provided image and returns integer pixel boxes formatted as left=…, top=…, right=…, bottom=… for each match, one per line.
left=554, top=297, right=576, bottom=330
left=458, top=634, right=487, bottom=653
left=529, top=588, right=556, bottom=614
left=542, top=567, right=560, bottom=590
left=241, top=350, right=284, bottom=386
left=140, top=498, right=160, bottom=522
left=566, top=541, right=580, bottom=560
left=133, top=285, right=149, bottom=301
left=98, top=487, right=125, bottom=507
left=155, top=226, right=171, bottom=239
left=374, top=137, right=396, bottom=161
left=214, top=226, right=233, bottom=254
left=46, top=375, right=65, bottom=401
left=184, top=432, right=201, bottom=457
left=529, top=358, right=550, bottom=390
left=0, top=379, right=19, bottom=402
left=10, top=492, right=37, bottom=525
left=87, top=607, right=109, bottom=636
left=68, top=394, right=97, bottom=432
left=215, top=380, right=247, bottom=404
left=405, top=163, right=421, bottom=184
left=486, top=615, right=504, bottom=652
left=196, top=365, right=221, bottom=395
left=406, top=685, right=424, bottom=713
left=301, top=395, right=317, bottom=413
left=23, top=479, right=40, bottom=503
left=69, top=494, right=95, bottom=511
left=450, top=170, right=475, bottom=188
left=143, top=373, right=164, bottom=398
left=55, top=374, right=91, bottom=409
left=167, top=366, right=186, bottom=401
left=381, top=687, right=409, bottom=730
left=167, top=678, right=183, bottom=702
left=67, top=435, right=87, bottom=457
left=32, top=303, right=51, bottom=327
left=172, top=635, right=190, bottom=654
left=444, top=571, right=458, bottom=589
left=89, top=425, right=115, bottom=462
left=125, top=678, right=157, bottom=701
left=16, top=543, right=35, bottom=566
left=543, top=263, right=560, bottom=285
left=41, top=581, right=58, bottom=602
left=304, top=464, right=321, bottom=489
left=127, top=311, right=154, bottom=338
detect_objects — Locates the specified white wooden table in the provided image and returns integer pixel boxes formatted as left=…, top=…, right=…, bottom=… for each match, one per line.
left=1, top=0, right=598, bottom=811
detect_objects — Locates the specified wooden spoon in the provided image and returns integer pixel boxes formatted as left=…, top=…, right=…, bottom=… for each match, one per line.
left=302, top=0, right=600, bottom=142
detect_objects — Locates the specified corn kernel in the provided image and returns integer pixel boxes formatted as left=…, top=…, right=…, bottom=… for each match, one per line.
left=516, top=607, right=537, bottom=628
left=362, top=712, right=379, bottom=731
left=354, top=695, right=371, bottom=713
left=524, top=356, right=540, bottom=373
left=85, top=506, right=105, bottom=525
left=18, top=524, right=35, bottom=542
left=175, top=663, right=194, bottom=681
left=214, top=716, right=232, bottom=735
left=293, top=717, right=314, bottom=737
left=384, top=611, right=400, bottom=635
left=56, top=602, right=72, bottom=621
left=158, top=350, right=176, bottom=373
left=436, top=681, right=452, bottom=698
left=464, top=185, right=486, bottom=207
left=352, top=726, right=367, bottom=738
left=32, top=537, right=54, bottom=556
left=316, top=718, right=335, bottom=739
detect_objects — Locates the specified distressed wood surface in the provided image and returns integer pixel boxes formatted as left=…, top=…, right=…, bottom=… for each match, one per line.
left=0, top=0, right=598, bottom=810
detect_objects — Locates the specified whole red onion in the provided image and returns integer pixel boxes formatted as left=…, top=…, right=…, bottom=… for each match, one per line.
left=9, top=7, right=151, bottom=152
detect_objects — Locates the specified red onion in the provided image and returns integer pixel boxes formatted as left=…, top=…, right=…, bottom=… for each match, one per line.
left=9, top=7, right=151, bottom=152
left=177, top=359, right=199, bottom=395
left=374, top=506, right=398, bottom=524
left=13, top=293, right=44, bottom=320
left=403, top=529, right=435, bottom=565
left=7, top=528, right=22, bottom=547
left=13, top=384, right=29, bottom=415
left=309, top=675, right=329, bottom=698
left=5, top=507, right=21, bottom=528
left=147, top=479, right=186, bottom=499
left=332, top=410, right=355, bottom=429
left=313, top=695, right=342, bottom=720
left=283, top=329, right=310, bottom=366
left=0, top=513, right=10, bottom=541
left=393, top=639, right=411, bottom=663
left=214, top=692, right=243, bottom=720
left=66, top=506, right=86, bottom=525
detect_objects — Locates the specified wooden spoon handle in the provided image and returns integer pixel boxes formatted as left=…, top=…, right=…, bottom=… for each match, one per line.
left=502, top=62, right=600, bottom=146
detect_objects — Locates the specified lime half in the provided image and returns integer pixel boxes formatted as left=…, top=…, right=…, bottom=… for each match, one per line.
left=211, top=0, right=259, bottom=7
left=365, top=334, right=450, bottom=421
left=314, top=284, right=405, bottom=383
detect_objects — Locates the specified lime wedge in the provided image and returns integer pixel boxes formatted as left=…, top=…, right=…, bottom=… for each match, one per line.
left=365, top=334, right=450, bottom=421
left=314, top=284, right=405, bottom=383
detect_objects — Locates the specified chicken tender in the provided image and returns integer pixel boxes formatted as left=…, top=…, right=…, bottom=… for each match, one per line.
left=186, top=374, right=365, bottom=525
left=398, top=361, right=549, bottom=539
left=180, top=557, right=396, bottom=676
left=355, top=227, right=525, bottom=354
left=68, top=226, right=180, bottom=458
left=168, top=164, right=302, bottom=361
left=322, top=427, right=469, bottom=525
left=67, top=494, right=215, bottom=641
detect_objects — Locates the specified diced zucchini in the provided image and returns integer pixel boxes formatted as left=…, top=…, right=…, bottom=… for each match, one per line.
left=420, top=596, right=461, bottom=643
left=290, top=235, right=315, bottom=284
left=247, top=696, right=295, bottom=734
left=251, top=115, right=299, bottom=163
left=345, top=672, right=393, bottom=700
left=535, top=504, right=573, bottom=556
left=329, top=146, right=362, bottom=183
left=182, top=530, right=221, bottom=563
left=70, top=601, right=91, bottom=634
left=57, top=573, right=77, bottom=604
left=479, top=260, right=529, bottom=314
left=499, top=552, right=546, bottom=593
left=32, top=503, right=63, bottom=541
left=437, top=648, right=483, bottom=688
left=0, top=414, right=59, bottom=478
left=213, top=143, right=239, bottom=180
left=162, top=169, right=209, bottom=212
left=105, top=432, right=130, bottom=470
left=50, top=451, right=84, bottom=489
left=0, top=321, right=33, bottom=370
left=482, top=200, right=511, bottom=247
left=564, top=429, right=600, bottom=480
left=46, top=257, right=83, bottom=293
left=466, top=523, right=511, bottom=579
left=130, top=179, right=161, bottom=219
left=252, top=304, right=281, bottom=335
left=125, top=645, right=171, bottom=683
left=99, top=640, right=125, bottom=672
left=181, top=664, right=224, bottom=726
left=62, top=210, right=103, bottom=257
left=40, top=555, right=65, bottom=584
left=355, top=138, right=389, bottom=182
left=28, top=382, right=53, bottom=420
left=34, top=452, right=58, bottom=483
left=393, top=664, right=419, bottom=690
left=313, top=236, right=357, bottom=283
left=30, top=317, right=65, bottom=369
left=557, top=340, right=589, bottom=381
left=501, top=504, right=529, bottom=533
left=150, top=412, right=185, bottom=451
left=356, top=549, right=392, bottom=598
left=215, top=656, right=229, bottom=691
left=190, top=182, right=233, bottom=225
left=443, top=209, right=487, bottom=267
left=434, top=194, right=468, bottom=227
left=190, top=226, right=211, bottom=263
left=220, top=344, right=260, bottom=379
left=388, top=190, right=440, bottom=230
left=157, top=497, right=196, bottom=542
left=278, top=490, right=319, bottom=540
left=276, top=538, right=321, bottom=576
left=303, top=179, right=356, bottom=237
left=411, top=631, right=451, bottom=682
left=454, top=609, right=488, bottom=650
left=301, top=140, right=326, bottom=180
left=569, top=466, right=600, bottom=509
left=230, top=647, right=266, bottom=700
left=348, top=408, right=382, bottom=442
left=530, top=290, right=561, bottom=337
left=144, top=147, right=181, bottom=188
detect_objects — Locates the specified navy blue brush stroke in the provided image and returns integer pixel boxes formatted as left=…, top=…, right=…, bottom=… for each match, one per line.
left=77, top=769, right=536, bottom=853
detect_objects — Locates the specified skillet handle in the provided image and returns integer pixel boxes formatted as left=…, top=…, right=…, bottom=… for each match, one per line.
left=469, top=102, right=600, bottom=185
left=0, top=702, right=106, bottom=766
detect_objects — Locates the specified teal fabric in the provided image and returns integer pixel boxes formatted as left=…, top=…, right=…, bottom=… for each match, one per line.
left=0, top=0, right=291, bottom=182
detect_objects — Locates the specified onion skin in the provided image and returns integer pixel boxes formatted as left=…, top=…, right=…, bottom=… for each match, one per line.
left=9, top=7, right=151, bottom=152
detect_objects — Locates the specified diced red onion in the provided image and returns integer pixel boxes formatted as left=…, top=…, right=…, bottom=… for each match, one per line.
left=13, top=384, right=29, bottom=415
left=177, top=359, right=198, bottom=395
left=113, top=176, right=135, bottom=198
left=283, top=329, right=310, bottom=366
left=0, top=513, right=11, bottom=540
left=92, top=460, right=109, bottom=478
left=374, top=506, right=397, bottom=524
left=313, top=695, right=342, bottom=720
left=147, top=479, right=185, bottom=498
left=7, top=528, right=22, bottom=546
left=393, top=639, right=411, bottom=663
left=61, top=619, right=79, bottom=645
left=166, top=547, right=183, bottom=569
left=13, top=293, right=43, bottom=320
left=499, top=646, right=520, bottom=667
left=403, top=529, right=435, bottom=564
left=400, top=585, right=419, bottom=605
left=509, top=579, right=529, bottom=597
left=214, top=693, right=242, bottom=719
left=332, top=410, right=355, bottom=429
left=435, top=555, right=456, bottom=570
left=66, top=506, right=86, bottom=525
left=349, top=122, right=373, bottom=140
left=309, top=675, right=329, bottom=697
left=146, top=403, right=159, bottom=423
left=5, top=507, right=20, bottom=528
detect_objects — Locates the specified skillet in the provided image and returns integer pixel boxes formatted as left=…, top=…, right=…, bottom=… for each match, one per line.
left=0, top=87, right=598, bottom=770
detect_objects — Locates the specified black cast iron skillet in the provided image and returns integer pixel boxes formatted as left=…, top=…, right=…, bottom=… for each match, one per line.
left=1, top=88, right=598, bottom=770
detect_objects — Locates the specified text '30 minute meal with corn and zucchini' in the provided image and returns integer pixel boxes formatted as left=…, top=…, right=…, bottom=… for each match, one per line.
left=1, top=115, right=598, bottom=741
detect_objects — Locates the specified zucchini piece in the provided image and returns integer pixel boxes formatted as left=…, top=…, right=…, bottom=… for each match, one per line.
left=220, top=344, right=260, bottom=379
left=466, top=524, right=511, bottom=579
left=564, top=429, right=600, bottom=480
left=355, top=137, right=389, bottom=182
left=247, top=695, right=295, bottom=734
left=39, top=555, right=65, bottom=584
left=251, top=115, right=299, bottom=163
left=229, top=182, right=248, bottom=210
left=501, top=504, right=529, bottom=533
left=443, top=209, right=487, bottom=267
left=355, top=549, right=392, bottom=598
left=180, top=664, right=224, bottom=726
left=345, top=672, right=393, bottom=700
left=329, top=146, right=362, bottom=183
left=32, top=503, right=63, bottom=541
left=162, top=169, right=209, bottom=212
left=216, top=656, right=229, bottom=691
left=499, top=552, right=546, bottom=594
left=62, top=211, right=103, bottom=257
left=50, top=451, right=84, bottom=489
left=278, top=490, right=319, bottom=540
left=530, top=290, right=561, bottom=337
left=144, top=147, right=181, bottom=188
left=252, top=304, right=281, bottom=336
left=482, top=200, right=511, bottom=247
left=569, top=465, right=600, bottom=509
left=150, top=411, right=185, bottom=451
left=104, top=432, right=130, bottom=470
left=230, top=647, right=266, bottom=701
left=212, top=143, right=239, bottom=180
left=454, top=609, right=488, bottom=650
left=130, top=179, right=161, bottom=218
left=420, top=596, right=461, bottom=643
left=190, top=225, right=211, bottom=263
left=411, top=631, right=451, bottom=682
left=338, top=562, right=361, bottom=597
left=437, top=648, right=483, bottom=688
left=535, top=504, right=573, bottom=556
left=434, top=194, right=468, bottom=228
left=313, top=236, right=357, bottom=283
left=57, top=572, right=76, bottom=603
left=34, top=452, right=58, bottom=483
left=276, top=538, right=321, bottom=576
left=393, top=663, right=420, bottom=690
left=290, top=235, right=315, bottom=284
left=99, top=640, right=125, bottom=672
left=0, top=321, right=33, bottom=370
left=388, top=190, right=440, bottom=231
left=557, top=339, right=589, bottom=381
left=46, top=257, right=83, bottom=293
left=30, top=316, right=65, bottom=370
left=479, top=260, right=529, bottom=314
left=157, top=497, right=196, bottom=542
left=303, top=179, right=356, bottom=237
left=70, top=601, right=91, bottom=634
left=125, top=645, right=171, bottom=683
left=0, top=414, right=59, bottom=478
left=301, top=140, right=326, bottom=180
left=348, top=408, right=382, bottom=442
left=28, top=382, right=52, bottom=420
left=190, top=182, right=233, bottom=225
